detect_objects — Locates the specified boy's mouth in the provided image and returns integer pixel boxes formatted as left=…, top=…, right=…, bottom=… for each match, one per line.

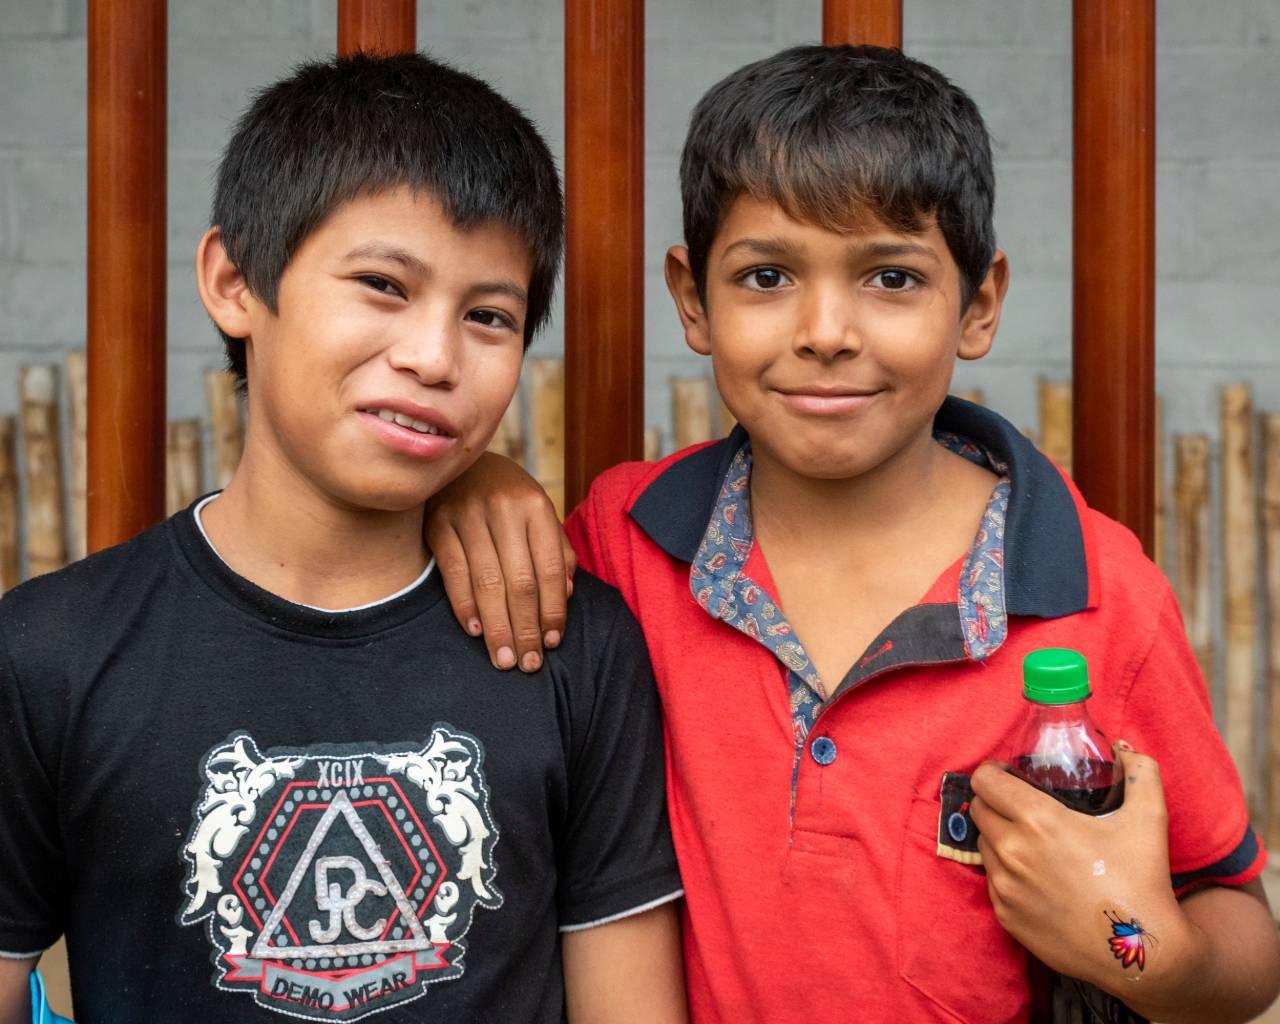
left=773, top=385, right=883, bottom=416
left=366, top=407, right=453, bottom=437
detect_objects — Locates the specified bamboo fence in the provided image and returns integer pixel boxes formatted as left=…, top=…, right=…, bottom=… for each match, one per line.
left=3, top=361, right=1280, bottom=840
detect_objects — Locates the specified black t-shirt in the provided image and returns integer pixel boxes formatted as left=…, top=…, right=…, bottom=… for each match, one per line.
left=0, top=504, right=680, bottom=1023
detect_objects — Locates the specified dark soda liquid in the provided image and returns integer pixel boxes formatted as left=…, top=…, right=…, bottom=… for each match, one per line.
left=1012, top=755, right=1123, bottom=816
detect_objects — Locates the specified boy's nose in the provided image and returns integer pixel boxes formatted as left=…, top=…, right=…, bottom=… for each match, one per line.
left=794, top=294, right=862, bottom=361
left=386, top=320, right=462, bottom=388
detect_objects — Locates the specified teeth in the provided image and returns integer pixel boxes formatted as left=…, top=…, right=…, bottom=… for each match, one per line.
left=372, top=409, right=443, bottom=436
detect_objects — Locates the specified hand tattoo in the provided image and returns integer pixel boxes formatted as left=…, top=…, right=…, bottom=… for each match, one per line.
left=1105, top=910, right=1155, bottom=972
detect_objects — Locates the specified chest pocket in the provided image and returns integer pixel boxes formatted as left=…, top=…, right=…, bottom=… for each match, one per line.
left=896, top=792, right=1028, bottom=1022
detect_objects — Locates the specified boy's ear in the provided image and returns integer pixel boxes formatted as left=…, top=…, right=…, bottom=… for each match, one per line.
left=957, top=249, right=1010, bottom=362
left=664, top=246, right=712, bottom=356
left=195, top=226, right=254, bottom=339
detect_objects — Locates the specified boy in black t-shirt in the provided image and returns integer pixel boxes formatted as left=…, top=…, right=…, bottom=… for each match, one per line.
left=0, top=54, right=685, bottom=1024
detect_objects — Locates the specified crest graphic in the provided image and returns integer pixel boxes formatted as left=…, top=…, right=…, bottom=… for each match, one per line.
left=178, top=727, right=501, bottom=1021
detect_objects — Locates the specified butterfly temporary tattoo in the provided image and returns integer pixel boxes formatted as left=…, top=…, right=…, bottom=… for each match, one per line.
left=1104, top=911, right=1155, bottom=972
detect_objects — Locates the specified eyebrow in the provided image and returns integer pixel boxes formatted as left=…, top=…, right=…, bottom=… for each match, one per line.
left=859, top=241, right=941, bottom=264
left=343, top=242, right=429, bottom=275
left=468, top=280, right=528, bottom=308
left=720, top=237, right=806, bottom=261
left=720, top=236, right=941, bottom=265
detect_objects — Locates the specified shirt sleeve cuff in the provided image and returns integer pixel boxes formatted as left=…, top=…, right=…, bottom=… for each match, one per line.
left=1172, top=823, right=1266, bottom=895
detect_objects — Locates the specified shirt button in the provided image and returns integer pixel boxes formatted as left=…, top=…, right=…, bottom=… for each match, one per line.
left=810, top=736, right=837, bottom=766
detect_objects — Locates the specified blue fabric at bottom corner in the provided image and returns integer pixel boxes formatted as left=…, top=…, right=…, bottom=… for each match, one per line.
left=30, top=971, right=74, bottom=1024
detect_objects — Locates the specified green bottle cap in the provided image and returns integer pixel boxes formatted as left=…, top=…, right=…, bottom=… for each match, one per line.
left=1022, top=648, right=1091, bottom=704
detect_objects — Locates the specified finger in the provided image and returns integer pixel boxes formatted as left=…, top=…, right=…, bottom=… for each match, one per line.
left=429, top=522, right=483, bottom=638
left=490, top=518, right=546, bottom=673
left=968, top=793, right=1014, bottom=843
left=528, top=512, right=568, bottom=650
left=454, top=514, right=518, bottom=670
left=562, top=534, right=578, bottom=585
left=970, top=761, right=1065, bottom=821
left=1113, top=743, right=1167, bottom=818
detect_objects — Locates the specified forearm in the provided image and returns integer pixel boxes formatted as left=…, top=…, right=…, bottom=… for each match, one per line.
left=1092, top=883, right=1280, bottom=1023
left=0, top=955, right=34, bottom=1024
left=563, top=904, right=687, bottom=1024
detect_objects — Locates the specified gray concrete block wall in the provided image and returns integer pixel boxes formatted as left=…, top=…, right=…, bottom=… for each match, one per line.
left=0, top=0, right=1277, bottom=459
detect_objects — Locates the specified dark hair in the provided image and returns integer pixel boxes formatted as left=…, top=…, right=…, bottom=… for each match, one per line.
left=212, top=51, right=564, bottom=384
left=680, top=45, right=995, bottom=308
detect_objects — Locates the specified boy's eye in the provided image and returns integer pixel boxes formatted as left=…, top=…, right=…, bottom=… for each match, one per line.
left=357, top=274, right=404, bottom=298
left=466, top=308, right=517, bottom=331
left=741, top=267, right=789, bottom=290
left=870, top=269, right=919, bottom=291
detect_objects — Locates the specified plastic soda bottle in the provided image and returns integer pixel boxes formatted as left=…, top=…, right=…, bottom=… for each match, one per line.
left=1008, top=648, right=1123, bottom=815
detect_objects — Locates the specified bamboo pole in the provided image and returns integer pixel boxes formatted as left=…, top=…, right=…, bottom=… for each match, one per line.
left=823, top=0, right=902, bottom=47
left=20, top=366, right=67, bottom=579
left=1173, top=435, right=1214, bottom=703
left=644, top=427, right=661, bottom=463
left=205, top=370, right=243, bottom=489
left=1263, top=414, right=1280, bottom=848
left=0, top=418, right=18, bottom=593
left=564, top=0, right=644, bottom=509
left=951, top=388, right=986, bottom=406
left=1221, top=385, right=1257, bottom=814
left=66, top=351, right=88, bottom=561
left=87, top=0, right=167, bottom=554
left=718, top=395, right=736, bottom=437
left=1153, top=396, right=1166, bottom=573
left=487, top=388, right=526, bottom=467
left=1038, top=379, right=1073, bottom=476
left=1072, top=0, right=1156, bottom=556
left=672, top=377, right=715, bottom=452
left=528, top=359, right=565, bottom=518
left=166, top=420, right=203, bottom=517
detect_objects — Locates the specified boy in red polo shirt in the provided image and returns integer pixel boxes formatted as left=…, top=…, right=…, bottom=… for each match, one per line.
left=424, top=45, right=1280, bottom=1022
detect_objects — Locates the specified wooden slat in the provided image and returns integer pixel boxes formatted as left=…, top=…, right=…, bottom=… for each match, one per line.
left=718, top=395, right=736, bottom=437
left=166, top=420, right=203, bottom=517
left=20, top=366, right=67, bottom=579
left=644, top=427, right=661, bottom=463
left=205, top=370, right=244, bottom=489
left=1071, top=0, right=1156, bottom=556
left=337, top=0, right=415, bottom=57
left=66, top=351, right=88, bottom=561
left=951, top=388, right=985, bottom=407
left=1173, top=435, right=1214, bottom=703
left=528, top=359, right=565, bottom=518
left=1153, top=396, right=1166, bottom=573
left=672, top=377, right=715, bottom=452
left=564, top=0, right=644, bottom=511
left=1038, top=379, right=1072, bottom=476
left=487, top=388, right=526, bottom=467
left=87, top=0, right=166, bottom=554
left=1221, top=384, right=1258, bottom=814
left=0, top=418, right=18, bottom=593
left=822, top=0, right=903, bottom=48
left=1263, top=414, right=1280, bottom=848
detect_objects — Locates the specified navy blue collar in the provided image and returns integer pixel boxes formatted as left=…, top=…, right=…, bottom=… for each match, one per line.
left=628, top=397, right=1090, bottom=619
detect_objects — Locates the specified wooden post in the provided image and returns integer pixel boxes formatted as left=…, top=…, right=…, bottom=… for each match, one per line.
left=1072, top=0, right=1156, bottom=556
left=166, top=420, right=203, bottom=516
left=337, top=0, right=415, bottom=57
left=823, top=0, right=903, bottom=48
left=1038, top=379, right=1073, bottom=477
left=1173, top=435, right=1214, bottom=702
left=1263, top=415, right=1280, bottom=848
left=644, top=427, right=662, bottom=463
left=20, top=366, right=68, bottom=579
left=564, top=0, right=644, bottom=511
left=528, top=359, right=566, bottom=518
left=1221, top=385, right=1257, bottom=814
left=87, top=0, right=167, bottom=555
left=672, top=377, right=715, bottom=452
left=487, top=388, right=526, bottom=467
left=951, top=388, right=986, bottom=407
left=206, top=370, right=244, bottom=489
left=0, top=418, right=18, bottom=593
left=66, top=351, right=88, bottom=561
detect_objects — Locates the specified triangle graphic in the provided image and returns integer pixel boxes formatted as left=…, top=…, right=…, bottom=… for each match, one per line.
left=251, top=790, right=430, bottom=960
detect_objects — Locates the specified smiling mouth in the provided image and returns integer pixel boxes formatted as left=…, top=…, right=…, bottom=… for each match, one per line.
left=363, top=408, right=454, bottom=437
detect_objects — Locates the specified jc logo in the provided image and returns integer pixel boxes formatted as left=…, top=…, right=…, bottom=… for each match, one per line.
left=308, top=856, right=389, bottom=943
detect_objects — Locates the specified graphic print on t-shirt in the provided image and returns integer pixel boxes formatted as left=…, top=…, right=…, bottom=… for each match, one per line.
left=177, top=726, right=502, bottom=1021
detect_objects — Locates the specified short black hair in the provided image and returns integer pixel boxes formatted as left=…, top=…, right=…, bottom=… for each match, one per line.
left=212, top=51, right=564, bottom=385
left=680, top=45, right=995, bottom=308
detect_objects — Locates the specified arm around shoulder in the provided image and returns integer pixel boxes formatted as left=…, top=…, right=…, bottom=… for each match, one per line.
left=563, top=901, right=687, bottom=1024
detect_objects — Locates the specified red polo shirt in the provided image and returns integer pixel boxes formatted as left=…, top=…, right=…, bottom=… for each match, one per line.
left=565, top=398, right=1261, bottom=1024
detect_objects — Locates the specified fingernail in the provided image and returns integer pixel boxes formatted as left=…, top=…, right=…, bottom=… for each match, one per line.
left=467, top=618, right=481, bottom=636
left=566, top=576, right=574, bottom=597
left=496, top=646, right=516, bottom=669
left=521, top=652, right=542, bottom=672
left=544, top=630, right=561, bottom=648
left=1115, top=738, right=1134, bottom=752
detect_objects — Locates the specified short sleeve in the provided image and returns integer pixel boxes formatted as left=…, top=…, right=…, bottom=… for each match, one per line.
left=0, top=625, right=67, bottom=954
left=1119, top=585, right=1265, bottom=892
left=555, top=590, right=681, bottom=930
